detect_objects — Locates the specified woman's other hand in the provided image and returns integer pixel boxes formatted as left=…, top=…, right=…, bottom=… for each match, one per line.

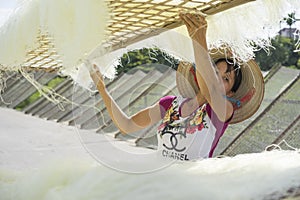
left=89, top=64, right=105, bottom=90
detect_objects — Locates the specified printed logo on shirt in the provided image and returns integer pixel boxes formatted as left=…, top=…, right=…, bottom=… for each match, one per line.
left=161, top=129, right=186, bottom=152
left=159, top=114, right=190, bottom=160
left=158, top=98, right=209, bottom=161
left=162, top=149, right=189, bottom=161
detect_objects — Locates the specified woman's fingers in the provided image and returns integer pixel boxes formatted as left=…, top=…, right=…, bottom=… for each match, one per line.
left=179, top=13, right=207, bottom=38
left=180, top=13, right=196, bottom=28
left=180, top=13, right=206, bottom=26
left=180, top=14, right=197, bottom=36
left=180, top=13, right=207, bottom=31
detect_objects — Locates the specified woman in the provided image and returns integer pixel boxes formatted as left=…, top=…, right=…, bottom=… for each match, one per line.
left=88, top=13, right=264, bottom=160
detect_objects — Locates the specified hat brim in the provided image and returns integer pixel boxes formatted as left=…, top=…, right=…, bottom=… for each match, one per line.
left=176, top=61, right=200, bottom=98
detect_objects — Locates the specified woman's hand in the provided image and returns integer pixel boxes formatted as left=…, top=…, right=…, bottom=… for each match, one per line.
left=89, top=64, right=106, bottom=90
left=179, top=12, right=208, bottom=49
left=87, top=64, right=162, bottom=135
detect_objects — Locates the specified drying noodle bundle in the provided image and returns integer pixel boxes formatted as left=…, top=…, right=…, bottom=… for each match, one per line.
left=0, top=0, right=299, bottom=90
left=206, top=0, right=300, bottom=61
left=83, top=0, right=300, bottom=89
left=0, top=0, right=109, bottom=99
left=0, top=0, right=108, bottom=72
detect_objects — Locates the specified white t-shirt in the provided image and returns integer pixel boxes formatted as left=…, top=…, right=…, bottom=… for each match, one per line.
left=157, top=96, right=231, bottom=161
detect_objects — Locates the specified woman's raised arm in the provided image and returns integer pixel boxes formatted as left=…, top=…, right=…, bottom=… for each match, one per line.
left=89, top=65, right=162, bottom=134
left=179, top=13, right=233, bottom=122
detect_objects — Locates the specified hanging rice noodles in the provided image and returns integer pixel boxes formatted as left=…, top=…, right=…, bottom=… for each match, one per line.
left=0, top=0, right=299, bottom=90
left=82, top=0, right=300, bottom=88
left=0, top=0, right=109, bottom=77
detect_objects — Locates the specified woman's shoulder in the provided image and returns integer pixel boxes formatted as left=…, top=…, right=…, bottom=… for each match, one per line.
left=159, top=95, right=177, bottom=103
left=159, top=95, right=178, bottom=109
left=159, top=95, right=188, bottom=106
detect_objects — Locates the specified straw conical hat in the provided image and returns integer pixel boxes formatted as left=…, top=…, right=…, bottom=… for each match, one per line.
left=176, top=49, right=264, bottom=124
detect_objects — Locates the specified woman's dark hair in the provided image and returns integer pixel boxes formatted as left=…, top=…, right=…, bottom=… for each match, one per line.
left=215, top=58, right=242, bottom=93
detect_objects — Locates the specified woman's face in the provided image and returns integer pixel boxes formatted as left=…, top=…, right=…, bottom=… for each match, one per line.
left=215, top=61, right=235, bottom=97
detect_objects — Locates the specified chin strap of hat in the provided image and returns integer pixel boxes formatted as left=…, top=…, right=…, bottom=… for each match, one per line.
left=223, top=88, right=256, bottom=110
left=223, top=95, right=241, bottom=108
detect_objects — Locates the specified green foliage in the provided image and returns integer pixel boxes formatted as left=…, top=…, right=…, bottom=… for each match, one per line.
left=15, top=76, right=65, bottom=111
left=116, top=48, right=179, bottom=75
left=283, top=12, right=296, bottom=27
left=255, top=12, right=300, bottom=71
left=255, top=36, right=300, bottom=71
left=15, top=91, right=41, bottom=111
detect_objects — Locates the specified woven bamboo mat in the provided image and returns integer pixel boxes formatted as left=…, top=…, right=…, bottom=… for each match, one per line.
left=104, top=0, right=254, bottom=50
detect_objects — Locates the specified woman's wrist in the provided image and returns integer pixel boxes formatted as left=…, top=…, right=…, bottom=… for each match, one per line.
left=193, top=37, right=208, bottom=51
left=90, top=72, right=105, bottom=90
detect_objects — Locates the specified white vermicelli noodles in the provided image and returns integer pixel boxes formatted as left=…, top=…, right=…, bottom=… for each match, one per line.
left=0, top=0, right=108, bottom=73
